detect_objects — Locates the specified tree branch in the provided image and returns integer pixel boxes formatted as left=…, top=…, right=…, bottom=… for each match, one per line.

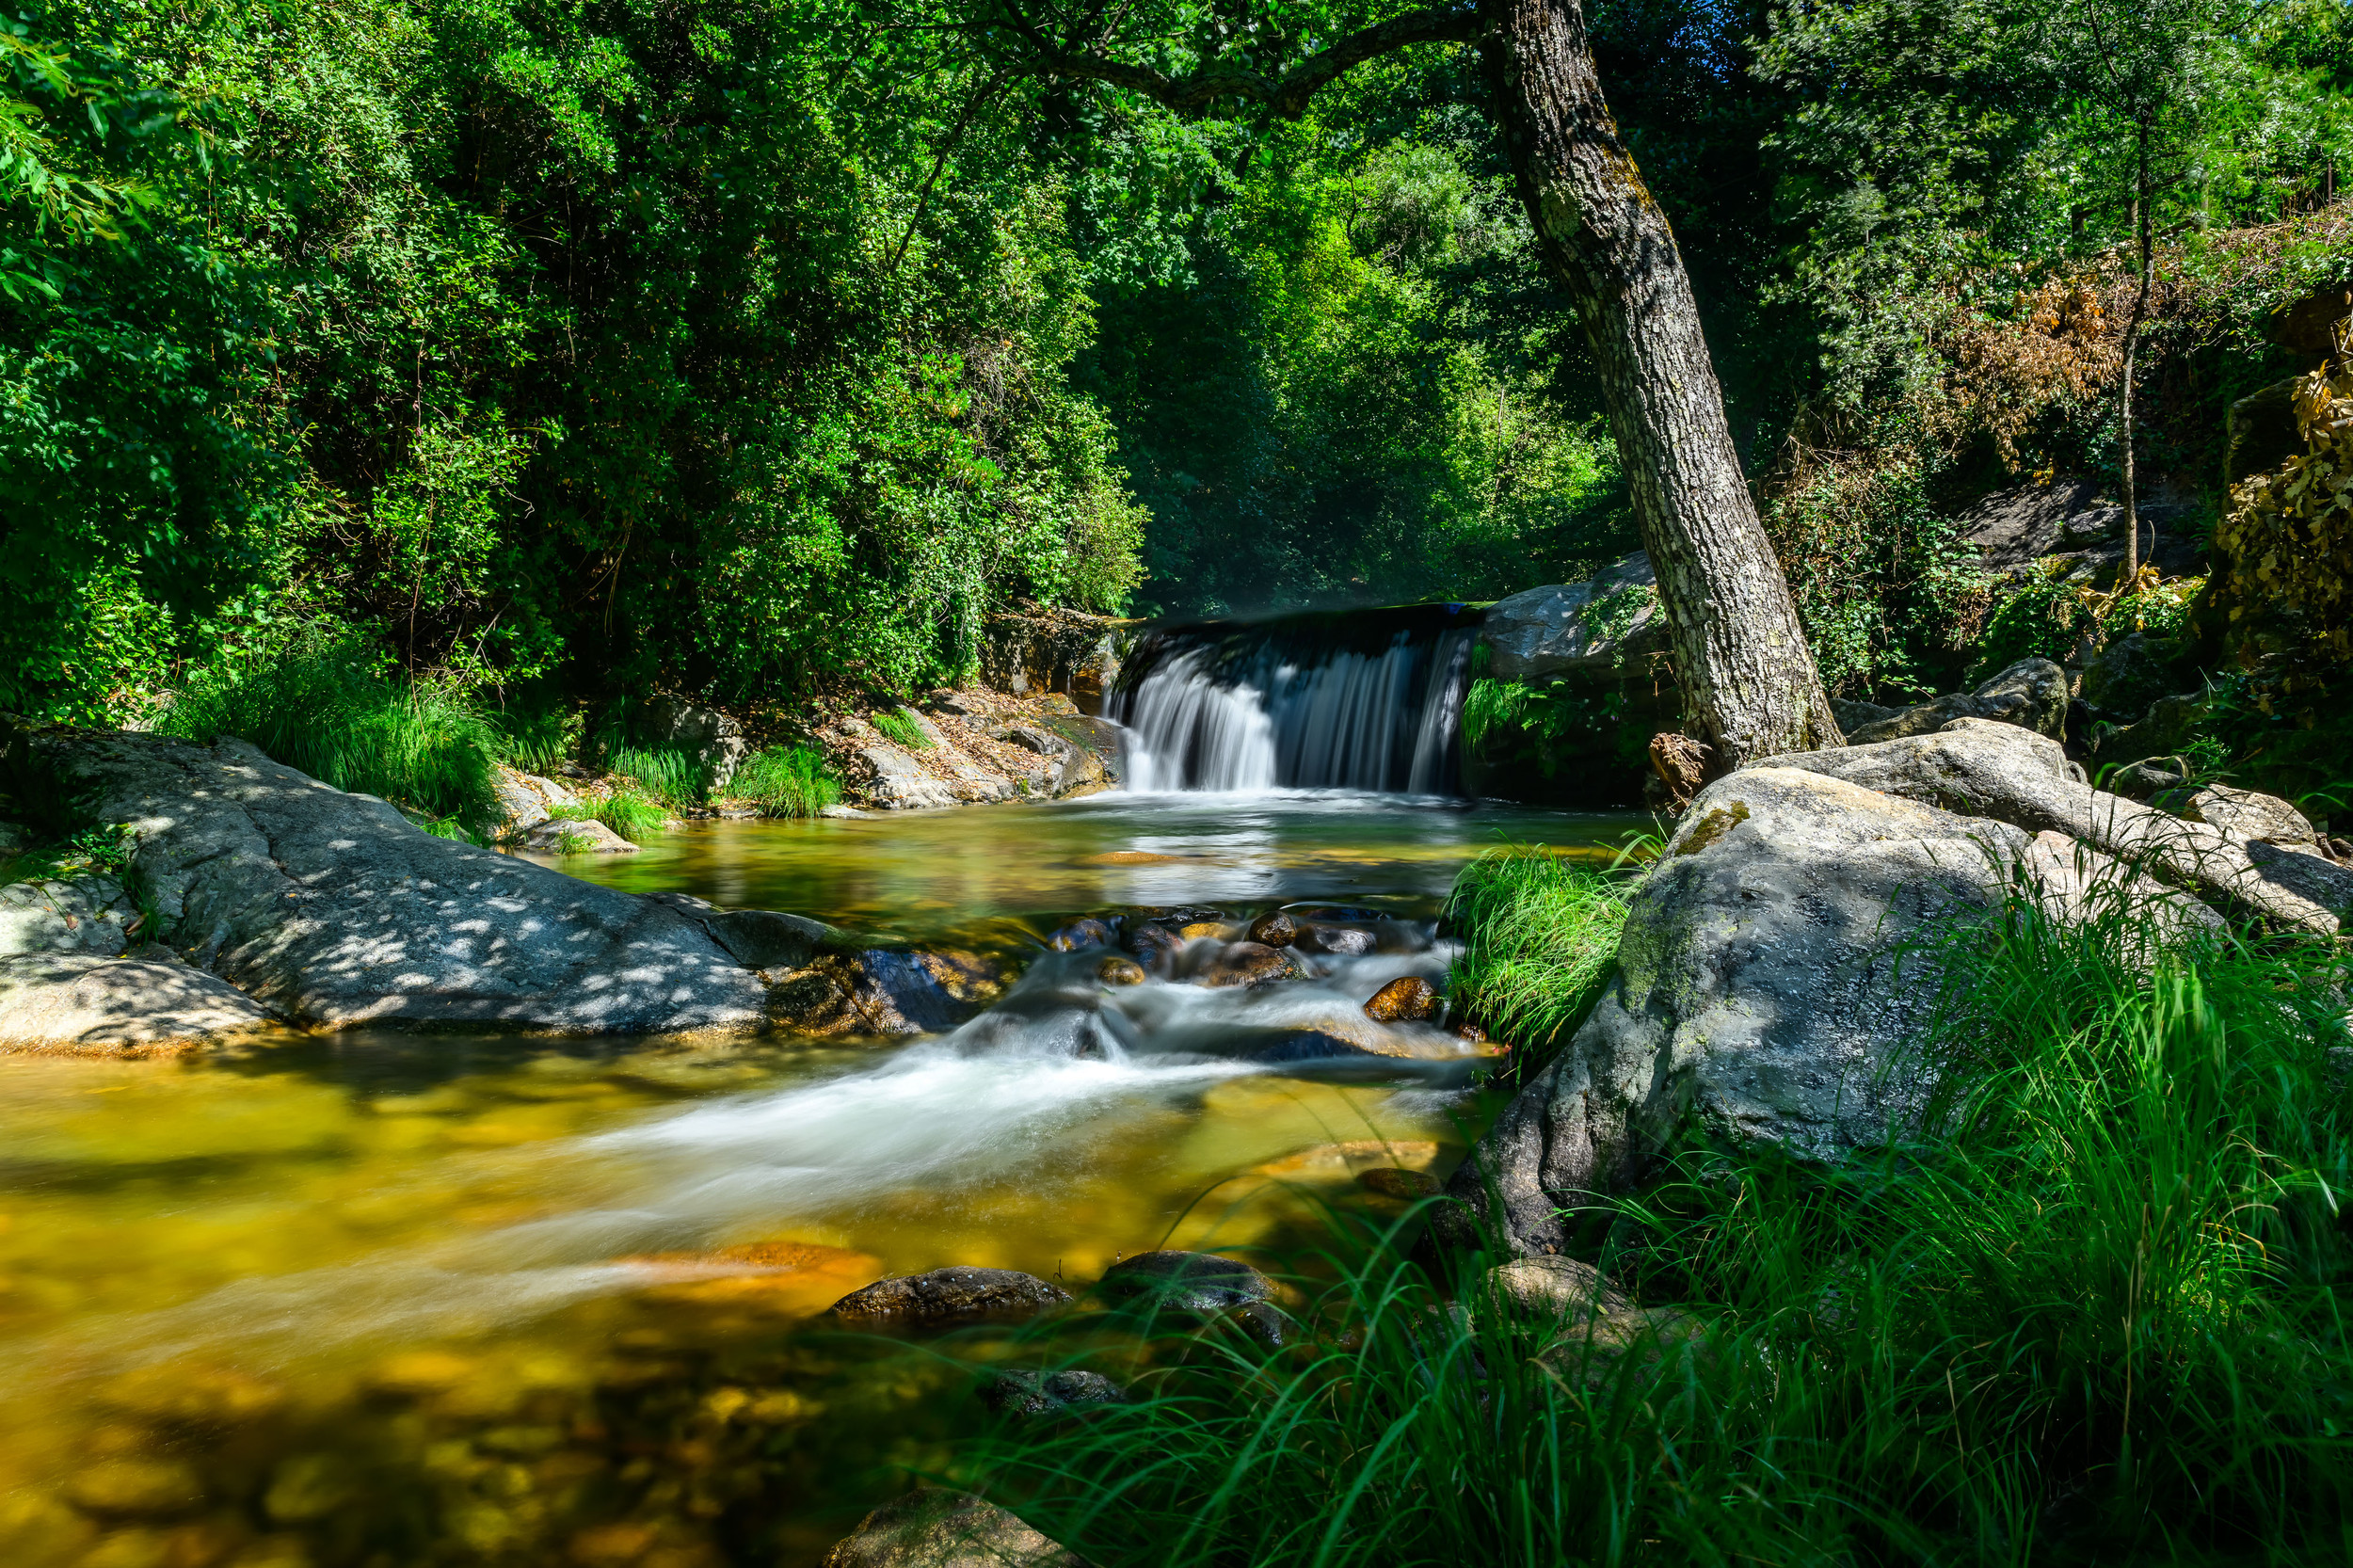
left=1016, top=6, right=1479, bottom=120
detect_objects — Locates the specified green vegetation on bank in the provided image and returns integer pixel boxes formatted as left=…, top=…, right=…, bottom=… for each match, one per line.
left=1443, top=844, right=1630, bottom=1080
left=977, top=875, right=2353, bottom=1564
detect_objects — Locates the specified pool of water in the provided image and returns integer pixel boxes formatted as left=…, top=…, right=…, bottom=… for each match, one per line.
left=0, top=792, right=1641, bottom=1568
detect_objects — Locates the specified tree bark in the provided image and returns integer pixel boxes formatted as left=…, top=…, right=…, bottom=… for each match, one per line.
left=1478, top=0, right=1841, bottom=765
left=2119, top=119, right=2154, bottom=590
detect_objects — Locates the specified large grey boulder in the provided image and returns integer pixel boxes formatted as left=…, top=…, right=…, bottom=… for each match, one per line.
left=1453, top=767, right=2029, bottom=1256
left=0, top=871, right=140, bottom=956
left=2, top=728, right=768, bottom=1032
left=1836, top=659, right=2070, bottom=745
left=0, top=948, right=280, bottom=1053
left=1752, top=719, right=2353, bottom=936
left=2175, top=783, right=2323, bottom=856
left=1480, top=554, right=1667, bottom=680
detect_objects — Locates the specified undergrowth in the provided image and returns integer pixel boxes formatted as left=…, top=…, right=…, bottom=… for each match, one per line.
left=600, top=744, right=703, bottom=806
left=974, top=877, right=2353, bottom=1566
left=1444, top=843, right=1633, bottom=1080
left=161, top=633, right=503, bottom=838
left=728, top=744, right=840, bottom=817
left=872, top=708, right=932, bottom=750
left=548, top=791, right=667, bottom=844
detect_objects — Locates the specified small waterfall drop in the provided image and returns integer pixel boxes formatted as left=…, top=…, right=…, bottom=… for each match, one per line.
left=1112, top=606, right=1480, bottom=795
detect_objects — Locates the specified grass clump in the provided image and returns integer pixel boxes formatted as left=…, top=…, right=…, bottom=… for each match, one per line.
left=1444, top=843, right=1631, bottom=1074
left=871, top=707, right=932, bottom=750
left=979, top=881, right=2353, bottom=1565
left=600, top=744, right=703, bottom=806
left=547, top=790, right=667, bottom=844
left=728, top=744, right=840, bottom=817
left=161, top=632, right=502, bottom=838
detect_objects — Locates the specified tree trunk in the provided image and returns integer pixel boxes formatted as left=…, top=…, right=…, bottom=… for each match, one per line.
left=2120, top=120, right=2154, bottom=589
left=1479, top=0, right=1841, bottom=767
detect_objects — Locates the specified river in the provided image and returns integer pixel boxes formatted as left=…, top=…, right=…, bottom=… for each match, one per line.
left=0, top=789, right=1638, bottom=1568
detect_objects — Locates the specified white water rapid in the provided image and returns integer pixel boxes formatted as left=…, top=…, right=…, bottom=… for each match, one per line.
left=1113, top=619, right=1477, bottom=795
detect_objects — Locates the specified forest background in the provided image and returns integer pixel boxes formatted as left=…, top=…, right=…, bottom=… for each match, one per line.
left=4, top=0, right=2349, bottom=729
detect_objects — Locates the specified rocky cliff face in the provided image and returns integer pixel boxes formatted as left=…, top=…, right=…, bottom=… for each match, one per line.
left=818, top=690, right=1121, bottom=812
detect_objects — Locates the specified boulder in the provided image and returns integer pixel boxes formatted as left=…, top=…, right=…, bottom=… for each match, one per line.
left=1840, top=658, right=2069, bottom=745
left=0, top=871, right=139, bottom=956
left=2090, top=692, right=2205, bottom=767
left=769, top=949, right=1006, bottom=1035
left=1097, top=1250, right=1274, bottom=1314
left=0, top=948, right=281, bottom=1053
left=823, top=1488, right=1086, bottom=1568
left=1480, top=553, right=1667, bottom=681
left=1199, top=942, right=1302, bottom=988
left=1753, top=719, right=2353, bottom=936
left=1363, top=975, right=1438, bottom=1022
left=488, top=765, right=577, bottom=836
left=829, top=1268, right=1072, bottom=1326
left=2176, top=784, right=2322, bottom=855
left=0, top=728, right=768, bottom=1032
left=2105, top=759, right=2188, bottom=801
left=517, top=816, right=639, bottom=855
left=1244, top=910, right=1299, bottom=947
left=1451, top=767, right=2028, bottom=1256
left=1483, top=1256, right=1629, bottom=1324
left=852, top=744, right=960, bottom=811
left=2015, top=830, right=2226, bottom=953
left=704, top=908, right=835, bottom=969
left=639, top=699, right=749, bottom=792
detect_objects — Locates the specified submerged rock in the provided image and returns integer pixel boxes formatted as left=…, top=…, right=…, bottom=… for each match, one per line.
left=1125, top=924, right=1181, bottom=973
left=829, top=1268, right=1072, bottom=1326
left=1356, top=1166, right=1442, bottom=1199
left=1363, top=975, right=1438, bottom=1022
left=0, top=727, right=766, bottom=1033
left=703, top=908, right=836, bottom=969
left=769, top=949, right=1006, bottom=1035
left=981, top=1369, right=1128, bottom=1417
left=1094, top=954, right=1146, bottom=986
left=1199, top=941, right=1301, bottom=988
left=823, top=1487, right=1086, bottom=1568
left=1097, top=1250, right=1273, bottom=1314
left=1048, top=918, right=1113, bottom=952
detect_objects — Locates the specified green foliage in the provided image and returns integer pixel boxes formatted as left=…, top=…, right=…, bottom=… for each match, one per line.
left=1444, top=845, right=1630, bottom=1078
left=159, top=631, right=502, bottom=836
left=727, top=744, right=840, bottom=818
left=598, top=745, right=701, bottom=808
left=488, top=702, right=584, bottom=776
left=870, top=708, right=932, bottom=751
left=547, top=790, right=665, bottom=844
left=1969, top=564, right=2102, bottom=679
left=979, top=879, right=2353, bottom=1564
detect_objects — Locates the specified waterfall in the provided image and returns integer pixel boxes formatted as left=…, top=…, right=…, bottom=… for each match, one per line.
left=1111, top=607, right=1480, bottom=795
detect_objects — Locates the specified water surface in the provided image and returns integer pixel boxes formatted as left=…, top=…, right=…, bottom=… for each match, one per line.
left=0, top=792, right=1641, bottom=1567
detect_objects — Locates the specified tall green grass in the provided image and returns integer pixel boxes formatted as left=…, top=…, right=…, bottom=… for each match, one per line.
left=600, top=743, right=703, bottom=806
left=872, top=707, right=932, bottom=750
left=162, top=634, right=503, bottom=837
left=1444, top=844, right=1631, bottom=1075
left=976, top=885, right=2353, bottom=1565
left=546, top=791, right=668, bottom=844
left=728, top=744, right=840, bottom=817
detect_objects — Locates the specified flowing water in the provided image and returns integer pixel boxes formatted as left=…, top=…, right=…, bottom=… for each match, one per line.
left=0, top=789, right=1640, bottom=1568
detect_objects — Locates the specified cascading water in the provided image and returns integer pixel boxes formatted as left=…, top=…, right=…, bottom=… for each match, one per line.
left=1111, top=605, right=1481, bottom=794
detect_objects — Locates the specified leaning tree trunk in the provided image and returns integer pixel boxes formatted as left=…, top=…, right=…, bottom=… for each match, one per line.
left=1481, top=0, right=1842, bottom=767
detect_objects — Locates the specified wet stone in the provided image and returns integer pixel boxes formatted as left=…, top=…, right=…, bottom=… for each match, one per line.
left=981, top=1369, right=1128, bottom=1417
left=1199, top=942, right=1301, bottom=988
left=1363, top=975, right=1438, bottom=1022
left=1126, top=924, right=1181, bottom=972
left=1241, top=1030, right=1382, bottom=1064
left=1298, top=925, right=1375, bottom=957
left=1097, top=1250, right=1274, bottom=1315
left=1095, top=955, right=1146, bottom=986
left=1357, top=1166, right=1442, bottom=1199
left=1244, top=910, right=1299, bottom=948
left=830, top=1267, right=1073, bottom=1326
left=1048, top=919, right=1114, bottom=952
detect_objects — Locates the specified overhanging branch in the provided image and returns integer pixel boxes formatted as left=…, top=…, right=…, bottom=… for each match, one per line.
left=1022, top=7, right=1479, bottom=120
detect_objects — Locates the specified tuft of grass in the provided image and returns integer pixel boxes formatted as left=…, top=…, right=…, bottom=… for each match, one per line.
left=1443, top=843, right=1631, bottom=1075
left=601, top=744, right=703, bottom=807
left=871, top=707, right=931, bottom=750
left=488, top=701, right=584, bottom=776
left=548, top=790, right=667, bottom=844
left=728, top=744, right=840, bottom=817
left=161, top=632, right=502, bottom=838
left=976, top=873, right=2353, bottom=1566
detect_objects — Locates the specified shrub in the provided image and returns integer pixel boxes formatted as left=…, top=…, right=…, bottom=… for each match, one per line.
left=978, top=872, right=2353, bottom=1565
left=161, top=632, right=502, bottom=837
left=1443, top=844, right=1631, bottom=1080
left=871, top=708, right=932, bottom=750
left=728, top=744, right=840, bottom=818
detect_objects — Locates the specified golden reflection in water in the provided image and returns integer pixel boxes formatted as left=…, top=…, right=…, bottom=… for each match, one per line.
left=0, top=793, right=1635, bottom=1567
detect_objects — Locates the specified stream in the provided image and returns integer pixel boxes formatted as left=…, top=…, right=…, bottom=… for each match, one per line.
left=0, top=789, right=1639, bottom=1568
